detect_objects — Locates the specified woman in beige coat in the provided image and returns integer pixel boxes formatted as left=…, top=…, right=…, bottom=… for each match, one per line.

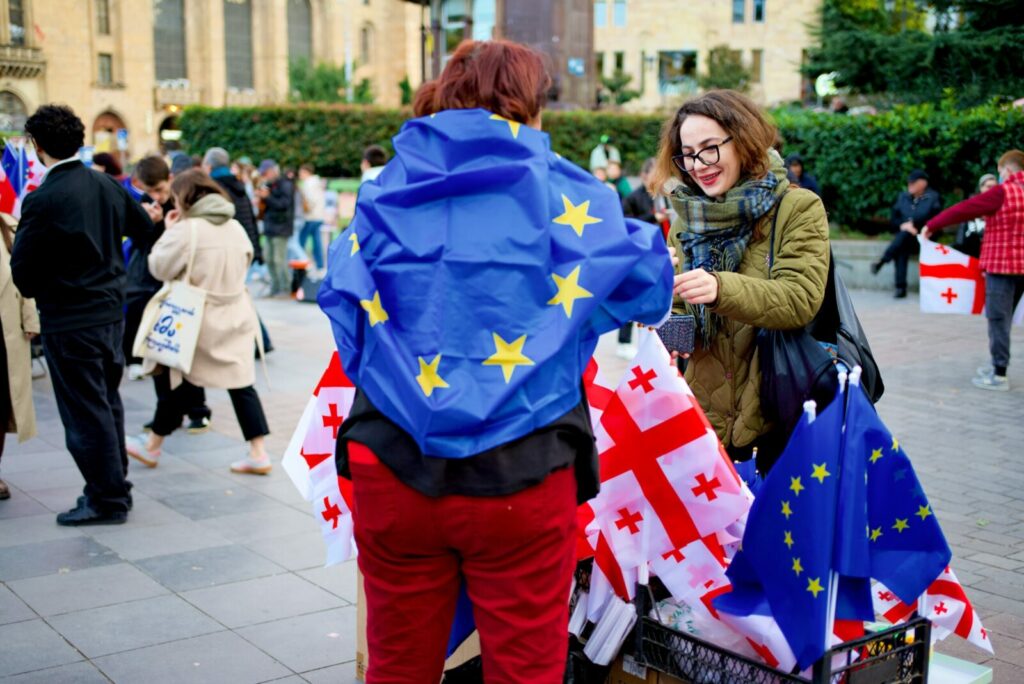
left=126, top=170, right=272, bottom=475
left=0, top=213, right=40, bottom=499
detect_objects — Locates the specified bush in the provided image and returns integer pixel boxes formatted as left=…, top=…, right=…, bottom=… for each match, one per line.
left=179, top=101, right=1024, bottom=229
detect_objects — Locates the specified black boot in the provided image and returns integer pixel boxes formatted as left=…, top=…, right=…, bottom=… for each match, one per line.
left=870, top=260, right=884, bottom=275
left=894, top=287, right=907, bottom=299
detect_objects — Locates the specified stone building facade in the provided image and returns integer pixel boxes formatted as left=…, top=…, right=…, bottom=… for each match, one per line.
left=0, top=0, right=422, bottom=158
left=593, top=0, right=819, bottom=110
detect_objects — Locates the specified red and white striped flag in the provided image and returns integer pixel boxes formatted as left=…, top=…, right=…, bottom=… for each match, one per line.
left=918, top=237, right=986, bottom=315
left=282, top=352, right=357, bottom=565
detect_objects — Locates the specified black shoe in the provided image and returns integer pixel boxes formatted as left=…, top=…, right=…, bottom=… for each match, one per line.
left=77, top=495, right=132, bottom=512
left=187, top=416, right=211, bottom=434
left=870, top=261, right=883, bottom=275
left=894, top=288, right=907, bottom=299
left=57, top=501, right=127, bottom=526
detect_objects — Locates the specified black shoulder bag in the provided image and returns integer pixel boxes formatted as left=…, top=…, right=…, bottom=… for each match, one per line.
left=757, top=196, right=884, bottom=436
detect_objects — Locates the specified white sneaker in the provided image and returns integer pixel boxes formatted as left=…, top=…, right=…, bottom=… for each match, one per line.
left=126, top=434, right=161, bottom=467
left=127, top=364, right=146, bottom=381
left=976, top=365, right=994, bottom=378
left=972, top=374, right=1009, bottom=392
left=615, top=343, right=638, bottom=360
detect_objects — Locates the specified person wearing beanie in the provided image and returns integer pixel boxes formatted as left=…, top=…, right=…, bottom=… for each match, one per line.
left=871, top=169, right=942, bottom=298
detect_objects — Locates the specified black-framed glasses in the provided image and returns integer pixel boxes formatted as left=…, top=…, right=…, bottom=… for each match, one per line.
left=672, top=137, right=733, bottom=173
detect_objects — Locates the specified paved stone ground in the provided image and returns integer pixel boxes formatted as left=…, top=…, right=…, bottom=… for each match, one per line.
left=0, top=291, right=1020, bottom=682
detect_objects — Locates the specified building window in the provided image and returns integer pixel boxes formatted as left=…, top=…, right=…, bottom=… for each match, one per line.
left=658, top=50, right=698, bottom=96
left=751, top=48, right=763, bottom=83
left=287, top=0, right=313, bottom=65
left=97, top=0, right=111, bottom=35
left=153, top=0, right=187, bottom=81
left=595, top=52, right=604, bottom=78
left=224, top=0, right=254, bottom=89
left=753, top=0, right=766, bottom=22
left=0, top=90, right=28, bottom=132
left=614, top=51, right=624, bottom=72
left=98, top=53, right=113, bottom=85
left=9, top=0, right=25, bottom=45
left=613, top=0, right=626, bottom=27
left=472, top=0, right=496, bottom=41
left=441, top=0, right=467, bottom=59
left=594, top=0, right=606, bottom=28
left=732, top=0, right=744, bottom=23
left=360, top=23, right=374, bottom=65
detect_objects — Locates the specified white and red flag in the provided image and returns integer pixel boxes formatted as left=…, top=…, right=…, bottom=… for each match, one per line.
left=282, top=352, right=357, bottom=565
left=873, top=566, right=993, bottom=653
left=918, top=237, right=986, bottom=315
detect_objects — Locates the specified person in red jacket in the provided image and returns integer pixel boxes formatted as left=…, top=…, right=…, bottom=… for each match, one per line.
left=923, top=150, right=1024, bottom=392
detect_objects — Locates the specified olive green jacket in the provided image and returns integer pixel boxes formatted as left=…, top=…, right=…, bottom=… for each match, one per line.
left=671, top=188, right=830, bottom=449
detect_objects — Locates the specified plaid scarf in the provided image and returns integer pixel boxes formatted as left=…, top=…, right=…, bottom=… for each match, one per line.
left=669, top=151, right=790, bottom=346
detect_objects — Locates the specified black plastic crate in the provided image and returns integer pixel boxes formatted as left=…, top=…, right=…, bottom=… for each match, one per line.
left=634, top=588, right=931, bottom=684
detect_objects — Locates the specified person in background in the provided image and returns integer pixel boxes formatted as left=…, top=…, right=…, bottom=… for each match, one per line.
left=257, top=159, right=294, bottom=296
left=606, top=159, right=633, bottom=200
left=649, top=89, right=830, bottom=474
left=297, top=163, right=327, bottom=272
left=871, top=169, right=942, bottom=298
left=923, top=150, right=1024, bottom=392
left=127, top=170, right=272, bottom=474
left=0, top=213, right=39, bottom=500
left=589, top=134, right=621, bottom=180
left=12, top=104, right=156, bottom=525
left=360, top=145, right=388, bottom=185
left=169, top=152, right=196, bottom=177
left=953, top=173, right=997, bottom=259
left=784, top=153, right=820, bottom=196
left=91, top=152, right=123, bottom=179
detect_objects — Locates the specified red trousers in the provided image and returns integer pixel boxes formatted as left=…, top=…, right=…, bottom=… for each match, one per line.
left=349, top=442, right=578, bottom=684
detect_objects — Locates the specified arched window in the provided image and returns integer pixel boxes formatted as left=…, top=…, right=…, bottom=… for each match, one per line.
left=287, top=0, right=312, bottom=65
left=224, top=0, right=254, bottom=88
left=0, top=91, right=28, bottom=132
left=153, top=0, right=187, bottom=81
left=360, top=23, right=374, bottom=65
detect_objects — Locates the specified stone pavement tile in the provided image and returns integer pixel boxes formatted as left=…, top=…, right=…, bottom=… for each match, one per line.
left=175, top=445, right=246, bottom=469
left=238, top=472, right=309, bottom=508
left=0, top=619, right=82, bottom=677
left=92, top=630, right=291, bottom=684
left=236, top=605, right=357, bottom=673
left=0, top=583, right=36, bottom=625
left=246, top=528, right=328, bottom=572
left=158, top=486, right=283, bottom=521
left=181, top=573, right=345, bottom=628
left=966, top=551, right=1024, bottom=571
left=162, top=429, right=244, bottom=456
left=3, top=465, right=84, bottom=494
left=0, top=512, right=84, bottom=549
left=127, top=469, right=233, bottom=500
left=0, top=537, right=120, bottom=582
left=0, top=448, right=74, bottom=473
left=7, top=562, right=169, bottom=616
left=0, top=491, right=50, bottom=520
left=297, top=560, right=358, bottom=604
left=301, top=662, right=359, bottom=684
left=48, top=594, right=223, bottom=657
left=2, top=660, right=111, bottom=683
left=198, top=504, right=315, bottom=545
left=135, top=544, right=284, bottom=592
left=90, top=519, right=233, bottom=561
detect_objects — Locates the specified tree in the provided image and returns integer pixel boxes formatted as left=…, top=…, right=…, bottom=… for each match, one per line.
left=399, top=76, right=413, bottom=106
left=698, top=46, right=752, bottom=93
left=599, top=70, right=641, bottom=107
left=288, top=58, right=375, bottom=105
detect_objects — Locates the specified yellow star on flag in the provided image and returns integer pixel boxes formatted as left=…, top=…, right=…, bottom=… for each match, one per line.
left=807, top=577, right=824, bottom=598
left=489, top=113, right=521, bottom=139
left=415, top=354, right=449, bottom=398
left=915, top=505, right=932, bottom=520
left=891, top=437, right=900, bottom=452
left=869, top=447, right=884, bottom=464
left=870, top=527, right=883, bottom=542
left=360, top=291, right=389, bottom=327
left=792, top=557, right=804, bottom=576
left=789, top=476, right=805, bottom=496
left=781, top=500, right=793, bottom=519
left=553, top=194, right=602, bottom=237
left=349, top=231, right=360, bottom=256
left=547, top=266, right=593, bottom=318
left=783, top=530, right=794, bottom=549
left=811, top=463, right=831, bottom=484
left=483, top=333, right=535, bottom=383
left=893, top=518, right=910, bottom=533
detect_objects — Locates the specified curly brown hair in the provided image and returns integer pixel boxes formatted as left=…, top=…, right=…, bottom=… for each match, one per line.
left=648, top=90, right=778, bottom=196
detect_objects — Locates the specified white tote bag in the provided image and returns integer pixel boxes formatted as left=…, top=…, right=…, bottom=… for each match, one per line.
left=132, top=221, right=207, bottom=374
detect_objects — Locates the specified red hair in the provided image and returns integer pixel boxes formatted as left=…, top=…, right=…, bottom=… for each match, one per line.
left=413, top=40, right=551, bottom=123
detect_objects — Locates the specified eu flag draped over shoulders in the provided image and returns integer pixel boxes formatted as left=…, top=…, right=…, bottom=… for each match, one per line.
left=319, top=108, right=673, bottom=457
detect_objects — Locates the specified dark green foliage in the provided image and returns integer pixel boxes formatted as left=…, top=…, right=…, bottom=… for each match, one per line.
left=599, top=70, right=642, bottom=106
left=288, top=59, right=375, bottom=105
left=178, top=102, right=1024, bottom=230
left=399, top=76, right=413, bottom=106
left=698, top=46, right=751, bottom=93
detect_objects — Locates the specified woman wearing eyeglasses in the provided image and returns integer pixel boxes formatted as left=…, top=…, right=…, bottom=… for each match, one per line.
left=651, top=90, right=830, bottom=474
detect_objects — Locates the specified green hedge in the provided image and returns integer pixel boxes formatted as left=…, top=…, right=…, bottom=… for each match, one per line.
left=179, top=101, right=1024, bottom=230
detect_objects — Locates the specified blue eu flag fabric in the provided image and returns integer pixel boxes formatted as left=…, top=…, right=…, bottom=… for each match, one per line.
left=319, top=109, right=673, bottom=457
left=715, top=389, right=845, bottom=670
left=838, top=379, right=951, bottom=606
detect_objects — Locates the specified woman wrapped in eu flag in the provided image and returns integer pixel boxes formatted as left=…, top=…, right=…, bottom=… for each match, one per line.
left=319, top=40, right=676, bottom=683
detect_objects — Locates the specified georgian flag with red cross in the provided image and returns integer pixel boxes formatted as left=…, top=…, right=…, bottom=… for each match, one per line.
left=918, top=237, right=987, bottom=315
left=872, top=566, right=993, bottom=653
left=282, top=352, right=357, bottom=566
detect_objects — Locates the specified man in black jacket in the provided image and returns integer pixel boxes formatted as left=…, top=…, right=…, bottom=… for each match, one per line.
left=257, top=159, right=293, bottom=296
left=11, top=104, right=156, bottom=525
left=872, top=169, right=943, bottom=298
